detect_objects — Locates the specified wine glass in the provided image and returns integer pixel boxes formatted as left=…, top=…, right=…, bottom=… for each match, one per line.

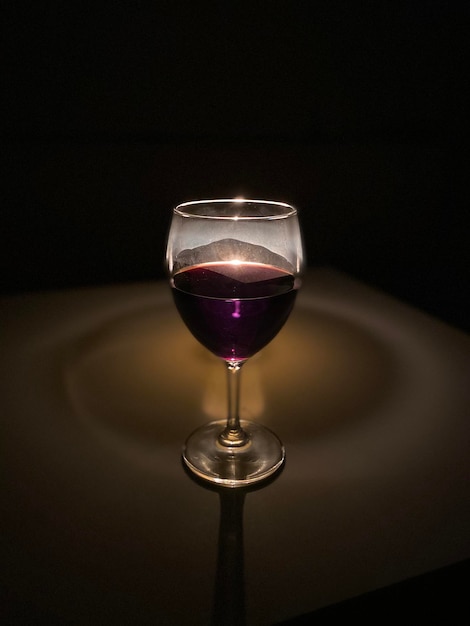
left=166, top=199, right=304, bottom=486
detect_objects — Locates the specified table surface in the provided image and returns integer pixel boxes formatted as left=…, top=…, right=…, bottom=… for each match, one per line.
left=1, top=268, right=469, bottom=625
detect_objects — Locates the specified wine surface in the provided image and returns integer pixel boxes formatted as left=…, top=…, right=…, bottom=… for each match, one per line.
left=172, top=261, right=297, bottom=361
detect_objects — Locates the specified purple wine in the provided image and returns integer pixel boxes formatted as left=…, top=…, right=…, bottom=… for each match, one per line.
left=172, top=261, right=298, bottom=361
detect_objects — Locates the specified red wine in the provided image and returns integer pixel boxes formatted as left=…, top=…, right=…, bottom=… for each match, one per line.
left=172, top=261, right=297, bottom=361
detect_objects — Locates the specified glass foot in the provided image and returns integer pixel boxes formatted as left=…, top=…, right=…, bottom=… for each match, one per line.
left=182, top=419, right=285, bottom=487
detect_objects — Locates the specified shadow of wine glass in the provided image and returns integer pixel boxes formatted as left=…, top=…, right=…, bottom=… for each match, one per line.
left=182, top=462, right=285, bottom=626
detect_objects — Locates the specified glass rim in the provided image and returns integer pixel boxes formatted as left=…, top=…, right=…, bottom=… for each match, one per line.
left=174, top=198, right=297, bottom=220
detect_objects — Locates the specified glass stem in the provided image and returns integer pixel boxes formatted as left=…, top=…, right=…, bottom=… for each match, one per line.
left=218, top=361, right=250, bottom=448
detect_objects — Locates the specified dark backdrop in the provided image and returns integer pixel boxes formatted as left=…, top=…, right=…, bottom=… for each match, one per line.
left=1, top=1, right=468, bottom=330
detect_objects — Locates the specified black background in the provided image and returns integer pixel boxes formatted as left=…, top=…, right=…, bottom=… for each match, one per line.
left=1, top=1, right=468, bottom=330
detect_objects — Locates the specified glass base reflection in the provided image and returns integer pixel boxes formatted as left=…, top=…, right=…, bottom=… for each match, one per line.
left=182, top=419, right=285, bottom=487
